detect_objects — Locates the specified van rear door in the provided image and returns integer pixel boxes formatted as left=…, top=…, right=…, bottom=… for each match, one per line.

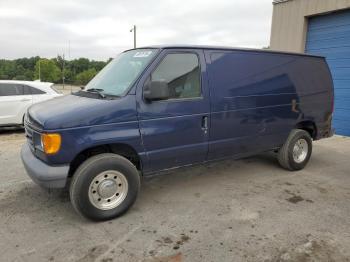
left=136, top=49, right=210, bottom=173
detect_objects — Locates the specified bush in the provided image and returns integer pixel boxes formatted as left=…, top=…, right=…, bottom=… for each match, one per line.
left=75, top=68, right=97, bottom=85
left=34, top=59, right=61, bottom=82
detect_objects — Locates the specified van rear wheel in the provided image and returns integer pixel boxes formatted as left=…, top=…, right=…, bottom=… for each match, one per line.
left=69, top=153, right=140, bottom=221
left=277, top=129, right=312, bottom=171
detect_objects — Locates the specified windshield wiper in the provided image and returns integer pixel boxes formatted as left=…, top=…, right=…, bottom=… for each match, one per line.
left=85, top=88, right=106, bottom=98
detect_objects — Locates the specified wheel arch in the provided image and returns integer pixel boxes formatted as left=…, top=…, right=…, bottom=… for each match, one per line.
left=68, top=143, right=142, bottom=177
left=295, top=121, right=317, bottom=139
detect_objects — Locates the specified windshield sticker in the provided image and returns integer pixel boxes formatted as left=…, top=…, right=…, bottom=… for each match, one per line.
left=133, top=51, right=153, bottom=58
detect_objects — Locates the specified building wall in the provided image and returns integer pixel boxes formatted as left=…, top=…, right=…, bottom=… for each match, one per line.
left=270, top=0, right=350, bottom=52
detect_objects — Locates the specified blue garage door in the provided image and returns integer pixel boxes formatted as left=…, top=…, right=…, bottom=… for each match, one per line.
left=306, top=9, right=350, bottom=136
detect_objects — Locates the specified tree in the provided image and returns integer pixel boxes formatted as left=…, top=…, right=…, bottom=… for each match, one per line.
left=71, top=58, right=90, bottom=74
left=62, top=68, right=74, bottom=84
left=75, top=68, right=97, bottom=85
left=90, top=60, right=107, bottom=71
left=0, top=56, right=108, bottom=83
left=0, top=60, right=16, bottom=79
left=34, top=59, right=61, bottom=82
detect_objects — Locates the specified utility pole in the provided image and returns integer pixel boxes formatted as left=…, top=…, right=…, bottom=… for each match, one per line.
left=68, top=40, right=71, bottom=59
left=38, top=59, right=41, bottom=81
left=130, top=25, right=136, bottom=48
left=62, top=54, right=65, bottom=90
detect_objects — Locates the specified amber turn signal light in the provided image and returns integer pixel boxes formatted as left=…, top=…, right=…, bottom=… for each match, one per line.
left=41, top=133, right=61, bottom=155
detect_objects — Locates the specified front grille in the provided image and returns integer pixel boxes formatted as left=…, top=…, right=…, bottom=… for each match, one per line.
left=24, top=124, right=35, bottom=152
left=27, top=114, right=42, bottom=130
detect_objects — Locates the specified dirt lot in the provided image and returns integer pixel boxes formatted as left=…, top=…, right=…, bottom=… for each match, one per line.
left=0, top=130, right=349, bottom=262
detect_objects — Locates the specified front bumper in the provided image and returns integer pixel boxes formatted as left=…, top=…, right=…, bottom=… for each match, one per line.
left=21, top=143, right=69, bottom=188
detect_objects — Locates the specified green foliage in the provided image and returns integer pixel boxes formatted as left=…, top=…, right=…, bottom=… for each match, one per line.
left=0, top=56, right=112, bottom=84
left=34, top=59, right=61, bottom=82
left=71, top=58, right=90, bottom=73
left=0, top=60, right=16, bottom=79
left=75, top=68, right=97, bottom=85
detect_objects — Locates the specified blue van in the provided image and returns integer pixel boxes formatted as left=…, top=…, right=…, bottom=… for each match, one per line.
left=21, top=45, right=334, bottom=220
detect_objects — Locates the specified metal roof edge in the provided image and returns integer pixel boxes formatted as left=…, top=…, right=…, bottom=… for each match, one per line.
left=273, top=0, right=293, bottom=5
left=136, top=45, right=325, bottom=59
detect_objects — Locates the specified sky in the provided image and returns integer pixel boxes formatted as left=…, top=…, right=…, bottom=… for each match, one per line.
left=0, top=0, right=273, bottom=61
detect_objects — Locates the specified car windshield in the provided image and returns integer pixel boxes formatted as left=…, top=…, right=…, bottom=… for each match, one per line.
left=84, top=49, right=158, bottom=96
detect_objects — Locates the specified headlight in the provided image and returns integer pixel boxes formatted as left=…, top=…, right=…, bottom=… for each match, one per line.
left=41, top=133, right=61, bottom=155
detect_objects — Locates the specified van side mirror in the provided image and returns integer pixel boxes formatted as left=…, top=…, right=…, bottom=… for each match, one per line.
left=144, top=80, right=169, bottom=101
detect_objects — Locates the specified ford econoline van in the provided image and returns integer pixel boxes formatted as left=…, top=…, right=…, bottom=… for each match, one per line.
left=21, top=45, right=334, bottom=221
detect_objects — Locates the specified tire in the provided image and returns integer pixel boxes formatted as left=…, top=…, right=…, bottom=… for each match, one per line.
left=277, top=129, right=312, bottom=171
left=69, top=153, right=140, bottom=221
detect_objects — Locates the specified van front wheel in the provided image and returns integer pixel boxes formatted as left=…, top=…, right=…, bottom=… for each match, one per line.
left=277, top=129, right=312, bottom=171
left=69, top=153, right=140, bottom=221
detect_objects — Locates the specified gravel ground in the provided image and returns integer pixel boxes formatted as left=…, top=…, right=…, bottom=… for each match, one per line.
left=0, top=130, right=349, bottom=262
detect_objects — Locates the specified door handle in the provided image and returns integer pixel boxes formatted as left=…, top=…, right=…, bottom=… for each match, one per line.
left=201, top=116, right=208, bottom=133
left=20, top=98, right=31, bottom=102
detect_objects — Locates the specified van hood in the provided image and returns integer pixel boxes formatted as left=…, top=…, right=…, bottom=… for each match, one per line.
left=27, top=94, right=137, bottom=130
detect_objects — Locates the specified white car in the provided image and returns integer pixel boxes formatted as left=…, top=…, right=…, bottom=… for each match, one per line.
left=0, top=80, right=63, bottom=126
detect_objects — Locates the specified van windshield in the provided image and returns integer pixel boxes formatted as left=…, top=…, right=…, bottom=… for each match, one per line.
left=84, top=49, right=158, bottom=97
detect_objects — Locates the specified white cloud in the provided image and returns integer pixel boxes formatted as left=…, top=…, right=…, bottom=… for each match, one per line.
left=0, top=0, right=273, bottom=60
left=0, top=7, right=25, bottom=18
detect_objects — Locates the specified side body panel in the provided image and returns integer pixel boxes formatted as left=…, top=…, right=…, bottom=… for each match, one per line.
left=205, top=50, right=333, bottom=160
left=136, top=49, right=210, bottom=174
left=0, top=90, right=32, bottom=126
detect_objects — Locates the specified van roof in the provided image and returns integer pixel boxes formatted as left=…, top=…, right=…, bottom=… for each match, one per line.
left=135, top=45, right=324, bottom=59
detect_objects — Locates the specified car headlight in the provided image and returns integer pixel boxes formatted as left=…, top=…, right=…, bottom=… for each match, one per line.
left=41, top=133, right=61, bottom=155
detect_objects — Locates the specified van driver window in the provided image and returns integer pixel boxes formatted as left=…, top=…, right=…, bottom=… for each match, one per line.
left=151, top=53, right=201, bottom=99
